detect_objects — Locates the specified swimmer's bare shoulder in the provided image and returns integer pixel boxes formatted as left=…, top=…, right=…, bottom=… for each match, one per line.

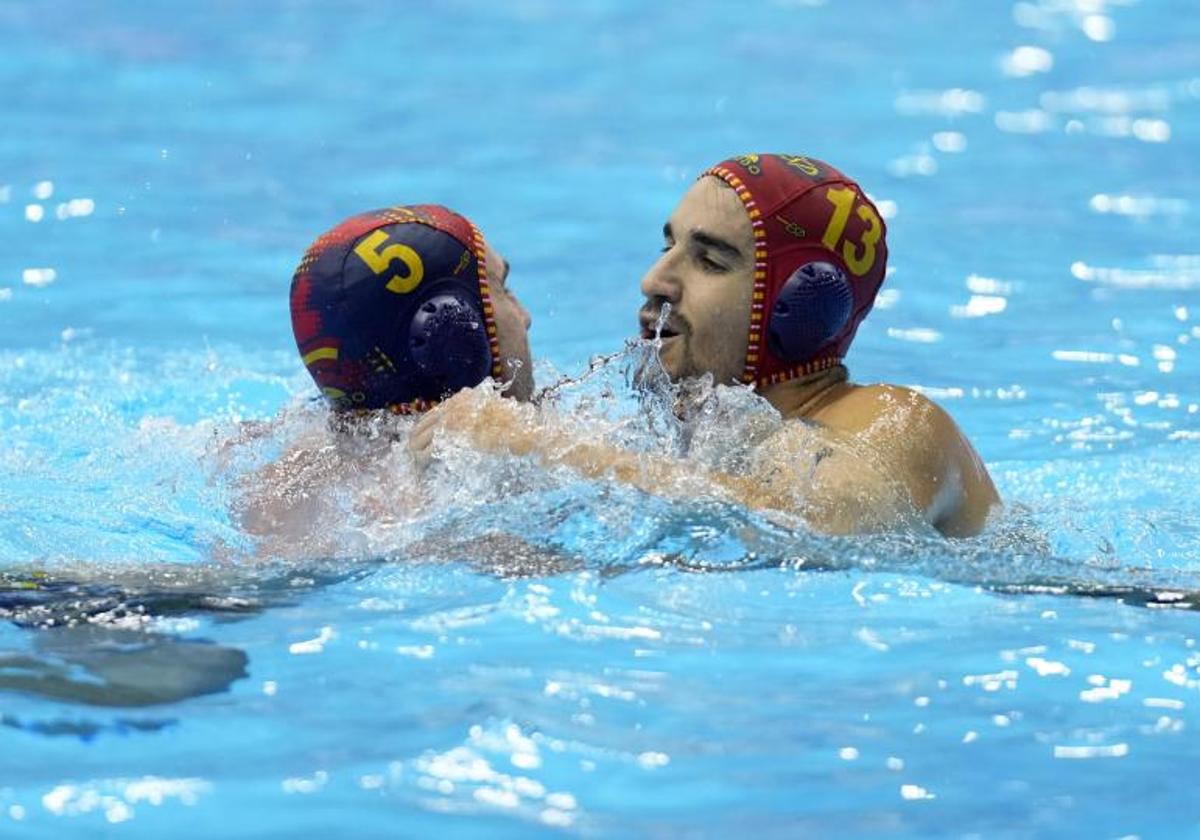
left=788, top=383, right=1000, bottom=537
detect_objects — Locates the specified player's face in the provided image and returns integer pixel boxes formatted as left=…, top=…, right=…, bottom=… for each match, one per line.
left=485, top=243, right=535, bottom=401
left=638, top=177, right=755, bottom=385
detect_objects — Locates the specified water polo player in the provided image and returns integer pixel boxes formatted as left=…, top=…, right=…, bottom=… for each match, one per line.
left=290, top=203, right=533, bottom=412
left=239, top=204, right=532, bottom=556
left=413, top=155, right=999, bottom=537
left=635, top=153, right=999, bottom=534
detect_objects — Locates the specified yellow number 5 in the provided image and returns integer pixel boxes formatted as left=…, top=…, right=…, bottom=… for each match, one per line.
left=354, top=230, right=425, bottom=294
left=820, top=186, right=882, bottom=276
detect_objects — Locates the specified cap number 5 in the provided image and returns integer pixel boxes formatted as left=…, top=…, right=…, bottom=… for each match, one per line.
left=354, top=230, right=425, bottom=294
left=821, top=186, right=882, bottom=276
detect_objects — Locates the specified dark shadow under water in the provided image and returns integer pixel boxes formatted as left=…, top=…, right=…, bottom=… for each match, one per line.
left=3, top=501, right=1196, bottom=730
left=0, top=564, right=375, bottom=726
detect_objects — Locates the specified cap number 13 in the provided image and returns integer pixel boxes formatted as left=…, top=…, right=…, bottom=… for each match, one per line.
left=821, top=186, right=882, bottom=276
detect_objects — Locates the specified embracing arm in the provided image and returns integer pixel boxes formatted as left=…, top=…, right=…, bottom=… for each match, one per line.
left=231, top=435, right=368, bottom=560
left=410, top=391, right=756, bottom=503
left=236, top=446, right=332, bottom=538
left=410, top=389, right=941, bottom=536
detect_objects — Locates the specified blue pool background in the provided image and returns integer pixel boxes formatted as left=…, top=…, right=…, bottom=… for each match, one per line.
left=2, top=0, right=1200, bottom=836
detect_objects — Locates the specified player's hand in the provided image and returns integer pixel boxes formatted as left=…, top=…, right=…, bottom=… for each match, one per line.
left=408, top=386, right=534, bottom=469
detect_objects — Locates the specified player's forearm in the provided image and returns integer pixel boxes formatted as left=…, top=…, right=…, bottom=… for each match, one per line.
left=543, top=435, right=897, bottom=535
left=530, top=427, right=756, bottom=506
left=426, top=391, right=922, bottom=535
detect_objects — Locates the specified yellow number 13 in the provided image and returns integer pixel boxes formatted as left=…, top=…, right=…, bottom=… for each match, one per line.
left=820, top=186, right=882, bottom=276
left=354, top=230, right=425, bottom=294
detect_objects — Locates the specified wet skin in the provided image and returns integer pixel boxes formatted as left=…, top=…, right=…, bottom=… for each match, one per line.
left=635, top=177, right=1000, bottom=535
left=416, top=176, right=1000, bottom=537
left=483, top=241, right=535, bottom=402
left=638, top=177, right=755, bottom=386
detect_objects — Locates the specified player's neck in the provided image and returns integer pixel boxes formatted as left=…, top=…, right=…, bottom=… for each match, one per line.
left=759, top=365, right=850, bottom=420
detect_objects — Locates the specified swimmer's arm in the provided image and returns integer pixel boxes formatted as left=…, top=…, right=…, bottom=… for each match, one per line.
left=406, top=530, right=581, bottom=577
left=411, top=391, right=916, bottom=535
left=409, top=391, right=755, bottom=502
left=501, top=423, right=918, bottom=535
left=236, top=454, right=316, bottom=536
left=217, top=417, right=325, bottom=540
left=234, top=445, right=346, bottom=557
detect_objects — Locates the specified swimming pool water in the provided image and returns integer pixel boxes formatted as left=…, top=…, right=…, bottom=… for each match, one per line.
left=2, top=0, right=1200, bottom=836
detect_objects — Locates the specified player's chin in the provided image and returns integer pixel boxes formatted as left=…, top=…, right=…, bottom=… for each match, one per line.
left=658, top=338, right=688, bottom=380
left=634, top=339, right=684, bottom=388
left=499, top=358, right=535, bottom=402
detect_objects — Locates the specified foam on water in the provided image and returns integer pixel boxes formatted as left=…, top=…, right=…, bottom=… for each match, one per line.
left=6, top=332, right=1196, bottom=608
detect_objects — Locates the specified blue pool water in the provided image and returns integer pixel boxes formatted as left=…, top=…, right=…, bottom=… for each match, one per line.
left=3, top=0, right=1200, bottom=835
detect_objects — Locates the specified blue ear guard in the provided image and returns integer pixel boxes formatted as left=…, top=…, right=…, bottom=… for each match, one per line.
left=766, top=261, right=854, bottom=362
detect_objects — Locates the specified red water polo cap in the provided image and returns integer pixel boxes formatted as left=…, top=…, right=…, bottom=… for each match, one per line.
left=703, top=154, right=888, bottom=389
